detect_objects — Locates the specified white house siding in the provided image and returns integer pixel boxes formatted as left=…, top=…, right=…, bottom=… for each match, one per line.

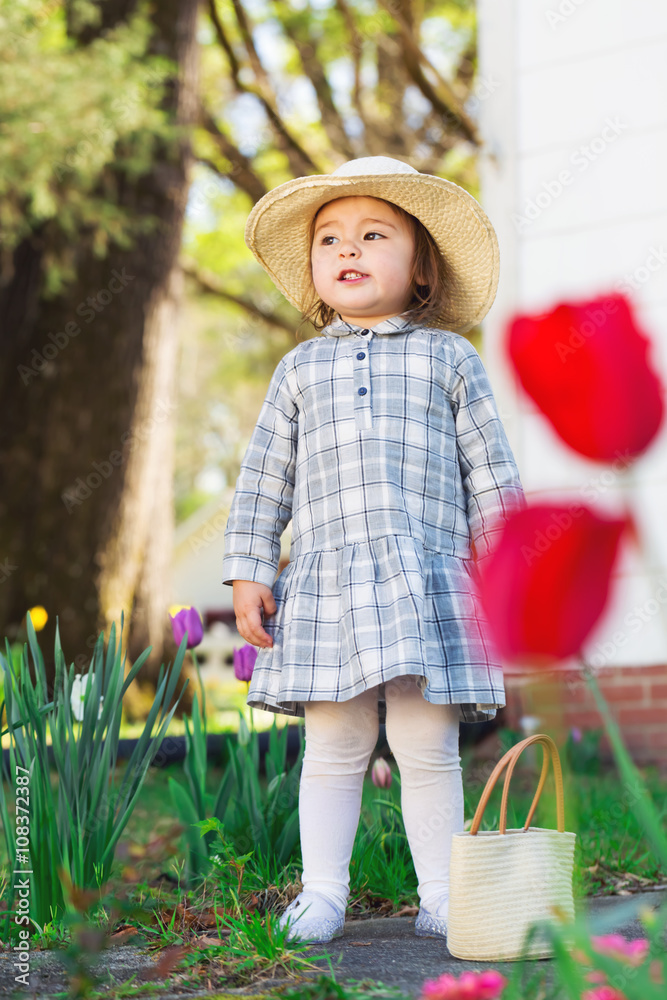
left=171, top=489, right=293, bottom=616
left=477, top=0, right=667, bottom=670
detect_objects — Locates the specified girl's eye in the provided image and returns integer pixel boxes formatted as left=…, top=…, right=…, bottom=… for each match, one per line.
left=320, top=231, right=385, bottom=245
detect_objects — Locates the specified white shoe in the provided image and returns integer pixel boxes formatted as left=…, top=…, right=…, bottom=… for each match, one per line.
left=278, top=890, right=346, bottom=943
left=415, top=895, right=448, bottom=938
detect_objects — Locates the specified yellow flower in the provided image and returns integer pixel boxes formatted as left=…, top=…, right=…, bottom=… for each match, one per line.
left=27, top=606, right=48, bottom=631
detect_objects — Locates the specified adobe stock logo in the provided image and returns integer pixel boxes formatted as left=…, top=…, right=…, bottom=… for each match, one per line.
left=17, top=269, right=135, bottom=385
left=520, top=504, right=585, bottom=566
left=61, top=397, right=177, bottom=513
left=511, top=117, right=627, bottom=234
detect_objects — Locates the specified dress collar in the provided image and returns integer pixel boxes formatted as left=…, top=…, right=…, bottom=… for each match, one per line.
left=321, top=312, right=417, bottom=338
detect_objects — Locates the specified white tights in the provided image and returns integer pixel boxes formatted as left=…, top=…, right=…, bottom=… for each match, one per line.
left=298, top=674, right=464, bottom=916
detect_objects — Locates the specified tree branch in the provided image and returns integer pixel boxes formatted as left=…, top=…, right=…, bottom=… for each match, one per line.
left=334, top=0, right=372, bottom=138
left=231, top=0, right=271, bottom=92
left=455, top=36, right=476, bottom=93
left=271, top=1, right=356, bottom=159
left=208, top=0, right=322, bottom=176
left=411, top=108, right=458, bottom=171
left=373, top=33, right=414, bottom=157
left=181, top=260, right=299, bottom=335
left=198, top=108, right=268, bottom=203
left=228, top=0, right=322, bottom=175
left=208, top=0, right=242, bottom=85
left=377, top=0, right=479, bottom=145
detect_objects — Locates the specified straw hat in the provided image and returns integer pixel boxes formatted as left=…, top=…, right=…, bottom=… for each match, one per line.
left=244, top=156, right=500, bottom=334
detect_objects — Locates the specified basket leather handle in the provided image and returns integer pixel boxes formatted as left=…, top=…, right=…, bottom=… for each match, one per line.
left=469, top=734, right=566, bottom=836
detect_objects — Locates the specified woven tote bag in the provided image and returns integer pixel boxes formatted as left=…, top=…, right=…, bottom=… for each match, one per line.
left=447, top=734, right=576, bottom=961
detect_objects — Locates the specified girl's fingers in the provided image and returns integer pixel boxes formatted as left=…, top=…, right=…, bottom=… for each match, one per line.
left=233, top=584, right=276, bottom=648
left=238, top=608, right=273, bottom=648
left=262, top=592, right=277, bottom=616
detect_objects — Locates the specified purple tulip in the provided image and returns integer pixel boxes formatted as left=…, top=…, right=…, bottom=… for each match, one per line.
left=570, top=726, right=583, bottom=744
left=170, top=607, right=204, bottom=649
left=233, top=644, right=257, bottom=682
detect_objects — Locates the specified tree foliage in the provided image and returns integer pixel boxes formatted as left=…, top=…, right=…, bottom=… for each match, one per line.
left=0, top=0, right=201, bottom=693
left=0, top=0, right=181, bottom=295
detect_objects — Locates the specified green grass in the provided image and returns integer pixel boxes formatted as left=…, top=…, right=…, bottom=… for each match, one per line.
left=2, top=740, right=666, bottom=901
left=2, top=737, right=666, bottom=1000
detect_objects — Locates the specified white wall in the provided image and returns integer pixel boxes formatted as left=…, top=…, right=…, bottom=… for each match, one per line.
left=477, top=0, right=667, bottom=668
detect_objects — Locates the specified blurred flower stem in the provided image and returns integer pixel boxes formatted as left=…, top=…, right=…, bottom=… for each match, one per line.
left=192, top=649, right=206, bottom=723
left=581, top=658, right=667, bottom=868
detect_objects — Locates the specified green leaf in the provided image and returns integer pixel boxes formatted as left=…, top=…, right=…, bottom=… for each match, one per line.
left=584, top=669, right=667, bottom=868
left=273, top=809, right=300, bottom=865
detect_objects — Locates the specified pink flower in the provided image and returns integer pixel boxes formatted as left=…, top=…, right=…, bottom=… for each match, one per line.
left=169, top=607, right=204, bottom=649
left=576, top=935, right=659, bottom=994
left=584, top=971, right=608, bottom=985
left=581, top=988, right=628, bottom=1000
left=570, top=726, right=583, bottom=743
left=591, top=934, right=649, bottom=965
left=371, top=757, right=392, bottom=788
left=420, top=969, right=507, bottom=999
left=233, top=643, right=257, bottom=682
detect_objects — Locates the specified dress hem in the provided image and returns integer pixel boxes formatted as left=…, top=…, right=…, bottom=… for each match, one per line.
left=247, top=674, right=505, bottom=725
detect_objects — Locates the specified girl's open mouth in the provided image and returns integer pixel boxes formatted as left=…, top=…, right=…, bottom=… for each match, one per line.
left=338, top=273, right=369, bottom=284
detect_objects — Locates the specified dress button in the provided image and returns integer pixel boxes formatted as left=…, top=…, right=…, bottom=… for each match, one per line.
left=360, top=329, right=369, bottom=335
left=356, top=352, right=366, bottom=360
left=358, top=386, right=367, bottom=395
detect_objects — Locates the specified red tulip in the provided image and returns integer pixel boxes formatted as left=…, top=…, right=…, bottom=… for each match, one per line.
left=477, top=503, right=630, bottom=664
left=233, top=643, right=257, bottom=682
left=169, top=607, right=204, bottom=649
left=507, top=293, right=664, bottom=462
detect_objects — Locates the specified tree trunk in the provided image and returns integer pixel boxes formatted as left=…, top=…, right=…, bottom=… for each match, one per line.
left=0, top=0, right=201, bottom=705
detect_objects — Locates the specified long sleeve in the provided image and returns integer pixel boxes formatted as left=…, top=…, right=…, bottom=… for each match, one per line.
left=222, top=356, right=298, bottom=588
left=450, top=340, right=526, bottom=566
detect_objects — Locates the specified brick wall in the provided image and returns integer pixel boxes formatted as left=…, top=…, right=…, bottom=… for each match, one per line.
left=501, top=663, right=667, bottom=769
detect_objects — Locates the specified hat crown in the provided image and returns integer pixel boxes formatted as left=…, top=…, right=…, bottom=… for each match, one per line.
left=330, top=156, right=419, bottom=178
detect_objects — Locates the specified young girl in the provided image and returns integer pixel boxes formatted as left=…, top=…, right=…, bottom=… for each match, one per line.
left=222, top=156, right=526, bottom=944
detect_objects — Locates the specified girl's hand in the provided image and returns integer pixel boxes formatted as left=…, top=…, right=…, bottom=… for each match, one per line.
left=232, top=580, right=277, bottom=648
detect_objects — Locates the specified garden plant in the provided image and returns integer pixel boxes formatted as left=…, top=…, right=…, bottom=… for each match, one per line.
left=167, top=609, right=305, bottom=888
left=0, top=657, right=665, bottom=996
left=0, top=609, right=188, bottom=931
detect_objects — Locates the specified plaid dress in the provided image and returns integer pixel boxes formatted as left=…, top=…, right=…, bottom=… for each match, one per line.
left=222, top=312, right=526, bottom=724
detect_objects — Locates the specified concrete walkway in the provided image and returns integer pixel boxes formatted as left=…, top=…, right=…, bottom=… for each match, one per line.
left=2, top=889, right=665, bottom=998
left=274, top=889, right=667, bottom=999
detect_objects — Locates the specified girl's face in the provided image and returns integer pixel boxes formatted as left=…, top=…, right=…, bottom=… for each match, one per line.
left=310, top=196, right=420, bottom=327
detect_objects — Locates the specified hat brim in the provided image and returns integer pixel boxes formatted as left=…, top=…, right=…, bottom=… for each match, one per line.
left=245, top=172, right=499, bottom=335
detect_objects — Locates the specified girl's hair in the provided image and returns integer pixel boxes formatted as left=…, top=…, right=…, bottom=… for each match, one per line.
left=297, top=198, right=451, bottom=338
